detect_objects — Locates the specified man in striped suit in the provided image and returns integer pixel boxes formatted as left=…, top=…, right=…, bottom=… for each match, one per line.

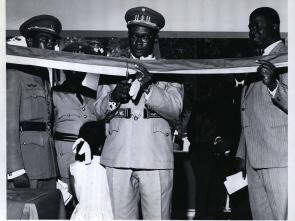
left=236, top=7, right=288, bottom=220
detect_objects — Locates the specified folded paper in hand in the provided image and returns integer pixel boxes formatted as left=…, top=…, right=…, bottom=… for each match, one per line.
left=224, top=171, right=248, bottom=195
left=129, top=79, right=141, bottom=100
left=183, top=137, right=190, bottom=152
left=56, top=179, right=72, bottom=205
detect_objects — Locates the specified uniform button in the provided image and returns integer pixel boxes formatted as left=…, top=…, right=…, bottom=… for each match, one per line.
left=166, top=133, right=169, bottom=136
left=23, top=142, right=26, bottom=145
left=82, top=107, right=85, bottom=111
left=241, top=107, right=245, bottom=111
left=83, top=115, right=87, bottom=118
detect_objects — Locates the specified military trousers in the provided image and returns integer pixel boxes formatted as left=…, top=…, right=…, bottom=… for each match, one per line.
left=105, top=167, right=173, bottom=220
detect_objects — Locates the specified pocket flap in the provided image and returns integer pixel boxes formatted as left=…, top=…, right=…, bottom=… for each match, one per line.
left=152, top=120, right=171, bottom=135
left=20, top=132, right=45, bottom=147
left=24, top=89, right=46, bottom=99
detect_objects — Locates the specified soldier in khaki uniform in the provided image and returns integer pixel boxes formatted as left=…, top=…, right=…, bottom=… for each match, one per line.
left=95, top=7, right=183, bottom=219
left=53, top=42, right=97, bottom=188
left=7, top=15, right=61, bottom=189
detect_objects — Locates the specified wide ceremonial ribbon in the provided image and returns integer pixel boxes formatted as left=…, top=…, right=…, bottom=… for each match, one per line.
left=6, top=44, right=287, bottom=76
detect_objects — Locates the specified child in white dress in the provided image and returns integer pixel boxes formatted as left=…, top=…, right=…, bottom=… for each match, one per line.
left=69, top=121, right=113, bottom=220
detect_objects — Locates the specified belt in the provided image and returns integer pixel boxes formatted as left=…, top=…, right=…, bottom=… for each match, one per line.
left=54, top=132, right=79, bottom=142
left=143, top=109, right=162, bottom=119
left=19, top=121, right=49, bottom=131
left=111, top=108, right=161, bottom=119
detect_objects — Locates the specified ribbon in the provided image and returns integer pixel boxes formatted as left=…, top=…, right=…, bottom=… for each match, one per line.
left=72, top=138, right=92, bottom=165
left=6, top=44, right=287, bottom=76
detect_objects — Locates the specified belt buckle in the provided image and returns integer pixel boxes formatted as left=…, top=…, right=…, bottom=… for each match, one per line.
left=46, top=122, right=52, bottom=133
left=132, top=109, right=141, bottom=121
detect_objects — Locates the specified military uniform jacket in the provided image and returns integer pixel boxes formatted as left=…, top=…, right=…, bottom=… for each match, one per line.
left=7, top=66, right=58, bottom=180
left=95, top=78, right=184, bottom=169
left=236, top=42, right=288, bottom=168
left=53, top=86, right=97, bottom=135
left=53, top=87, right=97, bottom=178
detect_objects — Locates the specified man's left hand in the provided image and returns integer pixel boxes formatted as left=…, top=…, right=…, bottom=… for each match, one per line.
left=212, top=137, right=231, bottom=157
left=257, top=60, right=278, bottom=91
left=134, top=64, right=153, bottom=91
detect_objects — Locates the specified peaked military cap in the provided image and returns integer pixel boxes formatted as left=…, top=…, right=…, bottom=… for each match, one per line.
left=125, top=6, right=165, bottom=31
left=62, top=42, right=93, bottom=55
left=19, top=15, right=62, bottom=39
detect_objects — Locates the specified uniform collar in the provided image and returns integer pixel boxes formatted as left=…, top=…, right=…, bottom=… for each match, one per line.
left=263, top=40, right=282, bottom=55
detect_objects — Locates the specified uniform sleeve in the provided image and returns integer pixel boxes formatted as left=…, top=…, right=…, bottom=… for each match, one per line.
left=94, top=84, right=116, bottom=120
left=272, top=73, right=288, bottom=113
left=145, top=82, right=184, bottom=121
left=7, top=70, right=25, bottom=174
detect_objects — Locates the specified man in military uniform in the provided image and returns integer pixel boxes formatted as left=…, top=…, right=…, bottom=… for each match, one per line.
left=95, top=7, right=184, bottom=219
left=53, top=42, right=98, bottom=189
left=7, top=15, right=62, bottom=189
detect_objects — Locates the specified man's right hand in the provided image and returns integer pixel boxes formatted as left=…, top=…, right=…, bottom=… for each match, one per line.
left=111, top=79, right=132, bottom=103
left=12, top=173, right=30, bottom=188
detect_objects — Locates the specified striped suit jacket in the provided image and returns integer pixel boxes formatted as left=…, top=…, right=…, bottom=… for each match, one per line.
left=236, top=42, right=288, bottom=169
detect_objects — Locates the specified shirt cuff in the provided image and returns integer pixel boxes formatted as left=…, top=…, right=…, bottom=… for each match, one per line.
left=268, top=80, right=279, bottom=97
left=235, top=79, right=244, bottom=87
left=144, top=85, right=154, bottom=101
left=107, top=93, right=119, bottom=111
left=7, top=169, right=26, bottom=180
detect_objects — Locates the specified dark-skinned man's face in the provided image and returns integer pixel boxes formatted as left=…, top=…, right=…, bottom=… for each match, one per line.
left=64, top=49, right=87, bottom=84
left=128, top=25, right=157, bottom=58
left=248, top=15, right=277, bottom=49
left=27, top=32, right=57, bottom=50
left=64, top=70, right=86, bottom=85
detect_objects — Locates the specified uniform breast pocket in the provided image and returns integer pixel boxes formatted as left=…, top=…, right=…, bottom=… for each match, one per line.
left=56, top=112, right=82, bottom=123
left=22, top=89, right=47, bottom=119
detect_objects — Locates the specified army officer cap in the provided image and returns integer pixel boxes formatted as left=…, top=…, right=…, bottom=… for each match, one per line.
left=19, top=15, right=62, bottom=39
left=125, top=6, right=165, bottom=31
